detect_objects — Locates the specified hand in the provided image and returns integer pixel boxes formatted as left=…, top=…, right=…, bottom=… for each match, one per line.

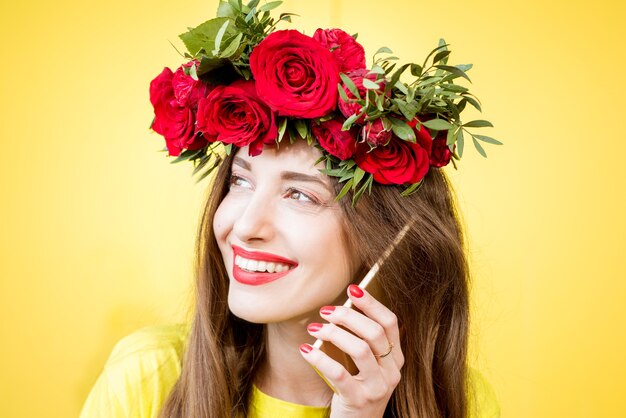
left=299, top=284, right=404, bottom=418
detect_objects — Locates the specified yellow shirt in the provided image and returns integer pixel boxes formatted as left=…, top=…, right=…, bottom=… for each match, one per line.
left=80, top=324, right=500, bottom=418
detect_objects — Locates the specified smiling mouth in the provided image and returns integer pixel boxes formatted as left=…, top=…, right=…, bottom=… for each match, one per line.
left=234, top=255, right=296, bottom=274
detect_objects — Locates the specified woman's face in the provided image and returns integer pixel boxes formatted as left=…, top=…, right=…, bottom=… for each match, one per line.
left=213, top=140, right=358, bottom=323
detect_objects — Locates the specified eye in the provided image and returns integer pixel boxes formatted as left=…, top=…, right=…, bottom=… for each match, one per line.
left=229, top=174, right=252, bottom=189
left=285, top=188, right=317, bottom=204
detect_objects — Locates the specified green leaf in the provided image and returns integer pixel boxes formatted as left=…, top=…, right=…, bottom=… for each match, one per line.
left=179, top=17, right=233, bottom=56
left=353, top=166, right=365, bottom=188
left=258, top=0, right=282, bottom=12
left=394, top=81, right=408, bottom=95
left=294, top=119, right=308, bottom=139
left=362, top=78, right=380, bottom=90
left=463, top=95, right=482, bottom=111
left=336, top=178, right=354, bottom=200
left=375, top=46, right=393, bottom=55
left=385, top=63, right=410, bottom=94
left=228, top=0, right=242, bottom=11
left=352, top=174, right=373, bottom=206
left=389, top=117, right=416, bottom=142
left=410, top=63, right=423, bottom=77
left=247, top=0, right=260, bottom=8
left=475, top=135, right=502, bottom=145
left=188, top=62, right=198, bottom=80
left=463, top=120, right=493, bottom=128
left=422, top=119, right=454, bottom=130
left=339, top=73, right=360, bottom=99
left=342, top=113, right=360, bottom=130
left=224, top=143, right=233, bottom=155
left=368, top=65, right=386, bottom=75
left=213, top=19, right=230, bottom=55
left=456, top=63, right=473, bottom=72
left=442, top=84, right=468, bottom=93
left=434, top=64, right=471, bottom=82
left=433, top=50, right=451, bottom=64
left=277, top=117, right=288, bottom=142
left=219, top=32, right=243, bottom=57
left=400, top=179, right=423, bottom=196
left=446, top=127, right=457, bottom=146
left=217, top=1, right=236, bottom=18
left=337, top=83, right=350, bottom=102
left=472, top=136, right=487, bottom=157
left=457, top=129, right=465, bottom=158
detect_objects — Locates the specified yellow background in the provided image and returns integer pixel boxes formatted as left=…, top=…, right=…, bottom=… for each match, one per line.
left=1, top=0, right=624, bottom=416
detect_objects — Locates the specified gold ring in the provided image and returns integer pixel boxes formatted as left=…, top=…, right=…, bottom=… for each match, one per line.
left=375, top=342, right=394, bottom=358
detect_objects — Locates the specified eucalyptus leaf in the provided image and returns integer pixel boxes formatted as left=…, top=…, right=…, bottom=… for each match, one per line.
left=342, top=113, right=360, bottom=130
left=294, top=119, right=308, bottom=139
left=219, top=32, right=243, bottom=57
left=336, top=178, right=354, bottom=200
left=258, top=1, right=282, bottom=12
left=433, top=50, right=451, bottom=64
left=463, top=119, right=493, bottom=128
left=247, top=0, right=260, bottom=8
left=213, top=20, right=230, bottom=55
left=472, top=136, right=487, bottom=157
left=375, top=46, right=393, bottom=55
left=475, top=135, right=502, bottom=145
left=410, top=63, right=423, bottom=77
left=277, top=117, right=288, bottom=142
left=389, top=117, right=416, bottom=142
left=362, top=78, right=380, bottom=90
left=434, top=65, right=471, bottom=82
left=353, top=167, right=365, bottom=188
left=422, top=119, right=454, bottom=130
left=339, top=73, right=360, bottom=99
left=457, top=129, right=465, bottom=157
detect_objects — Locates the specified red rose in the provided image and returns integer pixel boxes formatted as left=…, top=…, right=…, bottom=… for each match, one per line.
left=149, top=67, right=207, bottom=156
left=408, top=118, right=433, bottom=156
left=430, top=132, right=453, bottom=167
left=312, top=118, right=357, bottom=160
left=354, top=135, right=430, bottom=185
left=313, top=28, right=366, bottom=73
left=338, top=69, right=382, bottom=123
left=362, top=119, right=392, bottom=146
left=249, top=30, right=339, bottom=118
left=172, top=61, right=212, bottom=108
left=196, top=79, right=277, bottom=157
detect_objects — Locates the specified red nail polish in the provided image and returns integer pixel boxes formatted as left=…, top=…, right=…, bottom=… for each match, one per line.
left=348, top=284, right=364, bottom=298
left=307, top=323, right=323, bottom=332
left=320, top=306, right=336, bottom=315
left=300, top=343, right=313, bottom=354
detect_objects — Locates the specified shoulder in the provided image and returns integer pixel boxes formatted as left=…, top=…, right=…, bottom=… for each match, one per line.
left=466, top=367, right=501, bottom=418
left=80, top=324, right=189, bottom=418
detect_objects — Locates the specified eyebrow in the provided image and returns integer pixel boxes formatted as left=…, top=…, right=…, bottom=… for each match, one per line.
left=233, top=156, right=333, bottom=193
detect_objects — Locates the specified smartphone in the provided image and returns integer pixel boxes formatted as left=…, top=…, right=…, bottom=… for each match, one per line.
left=310, top=223, right=411, bottom=391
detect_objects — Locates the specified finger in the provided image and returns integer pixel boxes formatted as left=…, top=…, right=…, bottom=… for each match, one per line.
left=317, top=305, right=390, bottom=362
left=307, top=322, right=382, bottom=380
left=346, top=285, right=404, bottom=368
left=299, top=343, right=359, bottom=398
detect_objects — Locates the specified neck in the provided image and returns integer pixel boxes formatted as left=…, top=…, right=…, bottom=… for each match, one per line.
left=255, top=316, right=333, bottom=407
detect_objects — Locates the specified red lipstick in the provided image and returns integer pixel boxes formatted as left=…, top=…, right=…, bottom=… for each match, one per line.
left=231, top=245, right=298, bottom=286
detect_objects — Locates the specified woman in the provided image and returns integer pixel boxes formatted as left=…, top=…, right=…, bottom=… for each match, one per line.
left=81, top=2, right=500, bottom=417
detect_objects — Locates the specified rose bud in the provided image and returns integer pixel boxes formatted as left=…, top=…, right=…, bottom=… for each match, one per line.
left=362, top=119, right=392, bottom=146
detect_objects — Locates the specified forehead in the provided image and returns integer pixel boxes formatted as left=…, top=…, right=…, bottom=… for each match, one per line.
left=234, top=140, right=326, bottom=177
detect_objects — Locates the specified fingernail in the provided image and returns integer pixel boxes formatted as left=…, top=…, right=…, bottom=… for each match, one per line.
left=300, top=343, right=313, bottom=354
left=307, top=323, right=323, bottom=332
left=320, top=306, right=336, bottom=315
left=348, top=284, right=364, bottom=298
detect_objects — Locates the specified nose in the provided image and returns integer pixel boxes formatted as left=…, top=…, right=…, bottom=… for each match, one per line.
left=232, top=191, right=276, bottom=243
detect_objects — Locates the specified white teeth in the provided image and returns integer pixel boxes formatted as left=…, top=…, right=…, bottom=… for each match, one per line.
left=235, top=255, right=292, bottom=273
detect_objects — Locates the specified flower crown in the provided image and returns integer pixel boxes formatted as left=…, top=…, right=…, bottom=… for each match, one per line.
left=149, top=0, right=500, bottom=205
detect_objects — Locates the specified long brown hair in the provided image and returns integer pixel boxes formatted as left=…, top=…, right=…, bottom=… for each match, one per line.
left=159, top=149, right=470, bottom=418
